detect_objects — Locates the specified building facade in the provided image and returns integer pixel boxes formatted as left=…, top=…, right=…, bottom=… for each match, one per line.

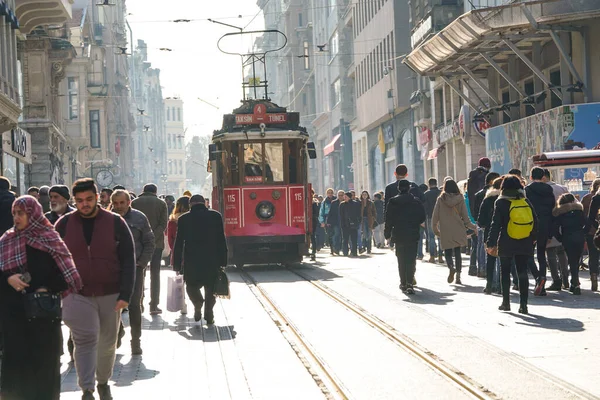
left=349, top=0, right=422, bottom=194
left=165, top=97, right=186, bottom=196
left=406, top=0, right=600, bottom=183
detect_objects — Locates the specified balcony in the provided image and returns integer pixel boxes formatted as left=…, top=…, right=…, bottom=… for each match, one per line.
left=15, top=0, right=73, bottom=34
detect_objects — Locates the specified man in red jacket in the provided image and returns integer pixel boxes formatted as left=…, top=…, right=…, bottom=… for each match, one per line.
left=56, top=179, right=135, bottom=400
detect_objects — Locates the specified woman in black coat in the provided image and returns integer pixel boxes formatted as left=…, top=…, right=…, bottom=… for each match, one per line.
left=553, top=194, right=586, bottom=295
left=486, top=175, right=538, bottom=314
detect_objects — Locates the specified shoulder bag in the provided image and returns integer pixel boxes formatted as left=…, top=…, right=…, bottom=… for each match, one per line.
left=24, top=292, right=62, bottom=322
left=213, top=267, right=230, bottom=299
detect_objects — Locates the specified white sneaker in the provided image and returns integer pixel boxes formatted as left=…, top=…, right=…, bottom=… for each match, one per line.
left=181, top=303, right=188, bottom=315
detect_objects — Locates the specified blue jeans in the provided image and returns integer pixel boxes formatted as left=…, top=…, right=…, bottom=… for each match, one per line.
left=477, top=229, right=486, bottom=275
left=426, top=217, right=441, bottom=256
left=361, top=217, right=372, bottom=251
left=331, top=225, right=341, bottom=253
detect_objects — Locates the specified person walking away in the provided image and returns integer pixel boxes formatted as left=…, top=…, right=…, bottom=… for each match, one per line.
left=417, top=184, right=428, bottom=259
left=55, top=179, right=135, bottom=400
left=131, top=183, right=168, bottom=315
left=38, top=186, right=51, bottom=213
left=463, top=182, right=479, bottom=275
left=311, top=190, right=320, bottom=261
left=525, top=167, right=555, bottom=296
left=359, top=191, right=376, bottom=254
left=164, top=195, right=175, bottom=216
left=384, top=164, right=421, bottom=216
left=111, top=189, right=155, bottom=355
left=172, top=195, right=227, bottom=324
left=477, top=176, right=503, bottom=294
left=27, top=186, right=40, bottom=199
left=319, top=188, right=335, bottom=252
left=466, top=158, right=491, bottom=275
left=0, top=196, right=82, bottom=400
left=543, top=169, right=570, bottom=290
left=326, top=190, right=344, bottom=255
left=384, top=180, right=426, bottom=294
left=487, top=175, right=537, bottom=314
left=0, top=176, right=16, bottom=236
left=582, top=178, right=600, bottom=291
left=340, top=192, right=361, bottom=257
left=553, top=194, right=586, bottom=295
left=473, top=172, right=500, bottom=277
left=45, top=185, right=75, bottom=225
left=432, top=179, right=477, bottom=285
left=373, top=193, right=385, bottom=248
left=167, top=196, right=191, bottom=314
left=423, top=178, right=442, bottom=263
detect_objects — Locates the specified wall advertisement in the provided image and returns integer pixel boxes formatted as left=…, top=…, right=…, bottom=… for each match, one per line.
left=486, top=103, right=600, bottom=176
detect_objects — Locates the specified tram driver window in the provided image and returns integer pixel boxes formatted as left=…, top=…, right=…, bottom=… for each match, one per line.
left=264, top=143, right=284, bottom=183
left=288, top=142, right=299, bottom=184
left=244, top=143, right=264, bottom=183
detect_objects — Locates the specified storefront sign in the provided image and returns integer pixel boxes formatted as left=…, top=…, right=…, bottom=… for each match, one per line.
left=383, top=124, right=394, bottom=144
left=486, top=103, right=599, bottom=175
left=435, top=121, right=458, bottom=144
left=458, top=105, right=470, bottom=144
left=2, top=128, right=31, bottom=164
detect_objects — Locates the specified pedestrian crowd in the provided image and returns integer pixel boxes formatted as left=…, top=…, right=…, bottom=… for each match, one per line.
left=0, top=176, right=225, bottom=400
left=312, top=160, right=597, bottom=316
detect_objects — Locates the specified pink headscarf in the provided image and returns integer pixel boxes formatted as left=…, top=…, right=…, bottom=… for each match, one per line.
left=0, top=196, right=82, bottom=292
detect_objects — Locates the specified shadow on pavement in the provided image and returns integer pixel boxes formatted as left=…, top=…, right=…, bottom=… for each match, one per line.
left=112, top=354, right=160, bottom=387
left=176, top=325, right=237, bottom=342
left=227, top=264, right=344, bottom=284
left=403, top=287, right=456, bottom=305
left=512, top=313, right=585, bottom=332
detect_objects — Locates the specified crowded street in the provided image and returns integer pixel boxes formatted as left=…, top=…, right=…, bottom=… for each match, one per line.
left=57, top=250, right=599, bottom=400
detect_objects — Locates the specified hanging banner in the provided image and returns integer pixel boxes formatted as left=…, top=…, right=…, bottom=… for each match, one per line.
left=378, top=126, right=385, bottom=154
left=458, top=105, right=471, bottom=144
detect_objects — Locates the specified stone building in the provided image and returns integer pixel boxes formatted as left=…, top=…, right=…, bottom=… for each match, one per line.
left=165, top=97, right=186, bottom=196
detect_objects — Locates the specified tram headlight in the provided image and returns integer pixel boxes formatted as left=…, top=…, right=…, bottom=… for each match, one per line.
left=256, top=201, right=275, bottom=220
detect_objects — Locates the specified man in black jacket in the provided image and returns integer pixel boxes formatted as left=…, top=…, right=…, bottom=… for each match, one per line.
left=423, top=178, right=442, bottom=263
left=467, top=158, right=490, bottom=217
left=472, top=172, right=500, bottom=276
left=373, top=193, right=385, bottom=248
left=525, top=167, right=555, bottom=296
left=339, top=192, right=361, bottom=257
left=0, top=176, right=15, bottom=236
left=45, top=185, right=75, bottom=225
left=173, top=195, right=227, bottom=324
left=384, top=164, right=421, bottom=216
left=385, top=180, right=426, bottom=294
left=326, top=190, right=344, bottom=255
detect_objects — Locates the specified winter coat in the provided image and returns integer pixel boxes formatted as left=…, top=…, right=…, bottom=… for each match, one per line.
left=552, top=202, right=586, bottom=245
left=487, top=190, right=538, bottom=258
left=546, top=181, right=569, bottom=248
left=464, top=193, right=476, bottom=224
left=172, top=204, right=228, bottom=286
left=131, top=192, right=168, bottom=249
left=473, top=185, right=489, bottom=222
left=326, top=199, right=341, bottom=227
left=476, top=188, right=500, bottom=243
left=431, top=193, right=477, bottom=250
left=423, top=187, right=441, bottom=218
left=384, top=179, right=421, bottom=215
left=167, top=214, right=184, bottom=265
left=524, top=182, right=554, bottom=236
left=360, top=199, right=377, bottom=230
left=339, top=199, right=361, bottom=230
left=312, top=201, right=320, bottom=232
left=319, top=196, right=333, bottom=224
left=384, top=193, right=426, bottom=244
left=582, top=192, right=597, bottom=235
left=467, top=166, right=488, bottom=217
left=0, top=189, right=15, bottom=236
left=123, top=208, right=156, bottom=267
left=374, top=199, right=384, bottom=224
left=588, top=193, right=600, bottom=230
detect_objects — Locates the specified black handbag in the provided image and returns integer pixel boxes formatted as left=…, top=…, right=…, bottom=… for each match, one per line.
left=213, top=268, right=230, bottom=299
left=23, top=292, right=62, bottom=322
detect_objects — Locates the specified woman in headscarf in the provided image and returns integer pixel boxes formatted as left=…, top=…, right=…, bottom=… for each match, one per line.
left=168, top=196, right=191, bottom=314
left=0, top=196, right=82, bottom=400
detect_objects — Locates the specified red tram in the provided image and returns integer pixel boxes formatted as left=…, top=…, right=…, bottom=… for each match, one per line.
left=209, top=100, right=316, bottom=266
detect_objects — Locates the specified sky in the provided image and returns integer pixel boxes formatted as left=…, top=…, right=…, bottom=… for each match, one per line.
left=126, top=0, right=265, bottom=140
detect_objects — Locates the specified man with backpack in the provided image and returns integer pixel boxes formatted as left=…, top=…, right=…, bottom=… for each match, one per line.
left=525, top=167, right=555, bottom=296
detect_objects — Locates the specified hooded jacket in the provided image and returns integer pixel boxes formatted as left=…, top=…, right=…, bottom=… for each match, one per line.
left=467, top=166, right=488, bottom=217
left=525, top=181, right=555, bottom=234
left=319, top=196, right=333, bottom=224
left=431, top=193, right=477, bottom=250
left=552, top=202, right=586, bottom=245
left=476, top=188, right=500, bottom=242
left=487, top=189, right=538, bottom=258
left=384, top=192, right=426, bottom=244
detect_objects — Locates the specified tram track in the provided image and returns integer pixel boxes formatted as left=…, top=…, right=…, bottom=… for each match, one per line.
left=237, top=265, right=496, bottom=400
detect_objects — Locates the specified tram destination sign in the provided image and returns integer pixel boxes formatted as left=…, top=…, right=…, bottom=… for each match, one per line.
left=235, top=113, right=288, bottom=125
left=234, top=103, right=288, bottom=125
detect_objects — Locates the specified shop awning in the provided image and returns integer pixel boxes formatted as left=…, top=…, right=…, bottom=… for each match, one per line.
left=404, top=0, right=600, bottom=77
left=323, top=134, right=341, bottom=156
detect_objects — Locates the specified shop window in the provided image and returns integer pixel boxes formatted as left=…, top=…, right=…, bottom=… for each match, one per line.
left=550, top=69, right=562, bottom=108
left=68, top=77, right=78, bottom=120
left=90, top=110, right=101, bottom=148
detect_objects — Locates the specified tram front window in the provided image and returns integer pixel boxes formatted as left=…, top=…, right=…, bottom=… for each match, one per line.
left=264, top=143, right=284, bottom=183
left=244, top=143, right=264, bottom=182
left=243, top=142, right=284, bottom=184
